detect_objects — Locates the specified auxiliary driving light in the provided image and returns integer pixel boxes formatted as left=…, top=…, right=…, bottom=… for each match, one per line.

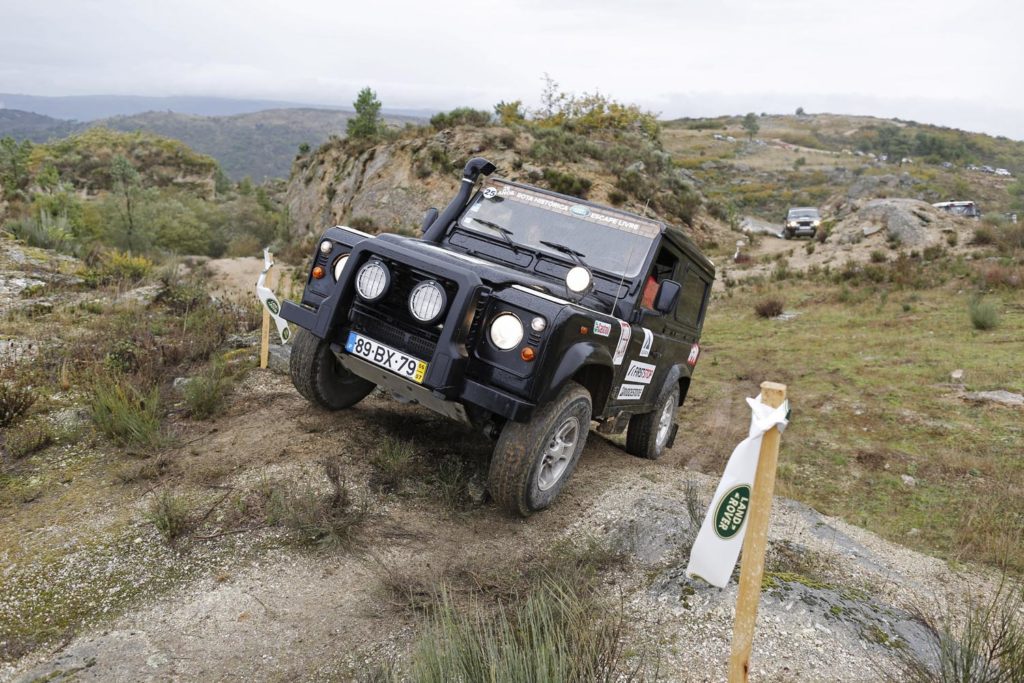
left=355, top=260, right=390, bottom=301
left=530, top=316, right=547, bottom=332
left=319, top=240, right=333, bottom=254
left=565, top=266, right=592, bottom=294
left=408, top=280, right=447, bottom=323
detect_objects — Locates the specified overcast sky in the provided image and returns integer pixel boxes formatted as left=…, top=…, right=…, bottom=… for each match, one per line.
left=2, top=0, right=1022, bottom=138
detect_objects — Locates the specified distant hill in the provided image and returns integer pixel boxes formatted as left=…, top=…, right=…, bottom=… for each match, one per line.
left=0, top=109, right=77, bottom=142
left=0, top=93, right=436, bottom=121
left=0, top=107, right=427, bottom=180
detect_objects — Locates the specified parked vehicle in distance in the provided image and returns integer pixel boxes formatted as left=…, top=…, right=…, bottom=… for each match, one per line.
left=280, top=158, right=715, bottom=516
left=782, top=207, right=821, bottom=239
left=932, top=200, right=981, bottom=218
left=995, top=168, right=1012, bottom=177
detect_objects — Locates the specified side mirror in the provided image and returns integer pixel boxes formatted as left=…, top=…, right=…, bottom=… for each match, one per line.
left=654, top=279, right=681, bottom=315
left=420, top=207, right=439, bottom=233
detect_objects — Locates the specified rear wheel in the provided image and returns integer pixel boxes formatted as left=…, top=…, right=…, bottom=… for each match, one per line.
left=487, top=381, right=591, bottom=517
left=626, top=384, right=680, bottom=460
left=289, top=328, right=374, bottom=410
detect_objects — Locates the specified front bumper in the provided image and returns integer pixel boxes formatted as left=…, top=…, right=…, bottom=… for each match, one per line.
left=282, top=235, right=539, bottom=424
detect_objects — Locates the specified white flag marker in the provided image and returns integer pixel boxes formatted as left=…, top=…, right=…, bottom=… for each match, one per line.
left=686, top=393, right=789, bottom=588
left=256, top=248, right=291, bottom=344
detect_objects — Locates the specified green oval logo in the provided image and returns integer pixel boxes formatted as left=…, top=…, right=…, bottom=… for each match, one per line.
left=713, top=485, right=751, bottom=539
left=267, top=299, right=279, bottom=315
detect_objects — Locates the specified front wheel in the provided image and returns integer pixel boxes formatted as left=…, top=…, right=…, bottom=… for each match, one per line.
left=289, top=328, right=375, bottom=410
left=626, top=384, right=680, bottom=460
left=487, top=381, right=592, bottom=517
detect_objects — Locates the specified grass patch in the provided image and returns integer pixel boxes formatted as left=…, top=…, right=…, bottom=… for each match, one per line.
left=0, top=382, right=36, bottom=428
left=680, top=278, right=1024, bottom=573
left=368, top=436, right=418, bottom=492
left=887, top=579, right=1024, bottom=682
left=266, top=457, right=369, bottom=549
left=183, top=361, right=233, bottom=420
left=3, top=418, right=55, bottom=459
left=146, top=490, right=190, bottom=541
left=89, top=377, right=163, bottom=449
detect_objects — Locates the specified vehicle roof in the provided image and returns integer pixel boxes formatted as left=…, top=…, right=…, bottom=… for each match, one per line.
left=494, top=177, right=715, bottom=276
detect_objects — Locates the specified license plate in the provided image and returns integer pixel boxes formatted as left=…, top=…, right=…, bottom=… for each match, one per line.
left=345, top=332, right=428, bottom=384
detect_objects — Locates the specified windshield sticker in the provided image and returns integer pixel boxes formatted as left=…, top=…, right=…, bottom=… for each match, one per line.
left=625, top=360, right=656, bottom=384
left=593, top=320, right=612, bottom=337
left=483, top=187, right=497, bottom=199
left=487, top=180, right=661, bottom=238
left=640, top=328, right=653, bottom=358
left=613, top=321, right=632, bottom=365
left=617, top=384, right=645, bottom=400
left=687, top=343, right=700, bottom=367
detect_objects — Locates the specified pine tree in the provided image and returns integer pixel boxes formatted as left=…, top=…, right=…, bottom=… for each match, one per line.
left=347, top=87, right=383, bottom=140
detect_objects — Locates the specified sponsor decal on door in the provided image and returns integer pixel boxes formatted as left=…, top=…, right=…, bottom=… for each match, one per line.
left=612, top=320, right=632, bottom=365
left=625, top=360, right=656, bottom=384
left=687, top=343, right=700, bottom=367
left=639, top=328, right=654, bottom=357
left=617, top=383, right=645, bottom=400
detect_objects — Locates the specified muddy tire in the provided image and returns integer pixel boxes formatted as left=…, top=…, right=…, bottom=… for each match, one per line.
left=487, top=381, right=591, bottom=517
left=625, top=383, right=679, bottom=460
left=289, top=328, right=374, bottom=410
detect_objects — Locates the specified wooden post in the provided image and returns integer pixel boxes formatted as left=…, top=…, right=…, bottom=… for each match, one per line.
left=728, top=381, right=788, bottom=683
left=259, top=255, right=274, bottom=369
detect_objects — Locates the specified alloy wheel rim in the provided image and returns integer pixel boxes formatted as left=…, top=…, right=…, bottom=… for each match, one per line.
left=656, top=394, right=675, bottom=449
left=537, top=416, right=580, bottom=491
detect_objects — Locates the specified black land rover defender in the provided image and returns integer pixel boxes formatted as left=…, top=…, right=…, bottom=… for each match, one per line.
left=281, top=158, right=715, bottom=516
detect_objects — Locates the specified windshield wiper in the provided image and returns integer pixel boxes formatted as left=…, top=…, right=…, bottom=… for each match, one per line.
left=471, top=217, right=519, bottom=253
left=539, top=240, right=588, bottom=265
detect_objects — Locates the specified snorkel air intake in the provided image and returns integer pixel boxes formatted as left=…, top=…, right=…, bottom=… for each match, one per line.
left=421, top=157, right=496, bottom=243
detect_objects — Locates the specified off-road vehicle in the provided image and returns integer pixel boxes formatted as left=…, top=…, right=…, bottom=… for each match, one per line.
left=782, top=207, right=821, bottom=239
left=281, top=158, right=715, bottom=516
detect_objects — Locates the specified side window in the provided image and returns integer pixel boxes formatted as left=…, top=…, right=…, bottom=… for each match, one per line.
left=641, top=247, right=679, bottom=310
left=674, top=266, right=709, bottom=327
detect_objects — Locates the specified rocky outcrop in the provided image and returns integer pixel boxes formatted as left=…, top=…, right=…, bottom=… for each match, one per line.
left=832, top=198, right=958, bottom=248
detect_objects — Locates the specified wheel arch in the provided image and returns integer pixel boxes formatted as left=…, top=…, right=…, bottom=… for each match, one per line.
left=539, top=341, right=613, bottom=410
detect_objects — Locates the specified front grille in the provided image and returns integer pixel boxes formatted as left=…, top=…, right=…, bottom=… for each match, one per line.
left=348, top=258, right=456, bottom=361
left=350, top=307, right=437, bottom=360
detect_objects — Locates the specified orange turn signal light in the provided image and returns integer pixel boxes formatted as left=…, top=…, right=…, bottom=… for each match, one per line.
left=520, top=347, right=536, bottom=362
left=580, top=326, right=589, bottom=335
left=312, top=266, right=326, bottom=279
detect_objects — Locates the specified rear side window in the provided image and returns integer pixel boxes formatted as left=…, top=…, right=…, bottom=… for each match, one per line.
left=675, top=266, right=709, bottom=326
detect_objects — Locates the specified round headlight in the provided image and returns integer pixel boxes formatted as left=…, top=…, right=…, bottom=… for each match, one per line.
left=489, top=313, right=524, bottom=350
left=409, top=280, right=447, bottom=323
left=319, top=240, right=333, bottom=254
left=566, top=266, right=592, bottom=294
left=531, top=316, right=547, bottom=332
left=355, top=260, right=390, bottom=301
left=332, top=254, right=349, bottom=281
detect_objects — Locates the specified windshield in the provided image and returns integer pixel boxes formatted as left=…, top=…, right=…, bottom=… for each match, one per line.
left=457, top=180, right=660, bottom=278
left=788, top=209, right=819, bottom=219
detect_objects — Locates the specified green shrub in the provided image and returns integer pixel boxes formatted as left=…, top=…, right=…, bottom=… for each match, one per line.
left=430, top=108, right=492, bottom=130
left=90, top=250, right=154, bottom=286
left=608, top=190, right=627, bottom=206
left=969, top=299, right=999, bottom=330
left=973, top=226, right=996, bottom=245
left=7, top=212, right=75, bottom=253
left=146, top=490, right=190, bottom=541
left=755, top=298, right=784, bottom=318
left=89, top=378, right=163, bottom=448
left=0, top=382, right=35, bottom=428
left=870, top=249, right=888, bottom=263
left=541, top=168, right=592, bottom=198
left=348, top=215, right=377, bottom=232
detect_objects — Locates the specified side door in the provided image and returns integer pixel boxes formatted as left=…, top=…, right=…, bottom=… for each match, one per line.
left=606, top=242, right=681, bottom=411
left=672, top=259, right=712, bottom=374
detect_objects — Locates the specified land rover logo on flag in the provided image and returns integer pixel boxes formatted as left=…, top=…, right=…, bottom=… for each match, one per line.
left=267, top=299, right=280, bottom=315
left=714, top=484, right=751, bottom=539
